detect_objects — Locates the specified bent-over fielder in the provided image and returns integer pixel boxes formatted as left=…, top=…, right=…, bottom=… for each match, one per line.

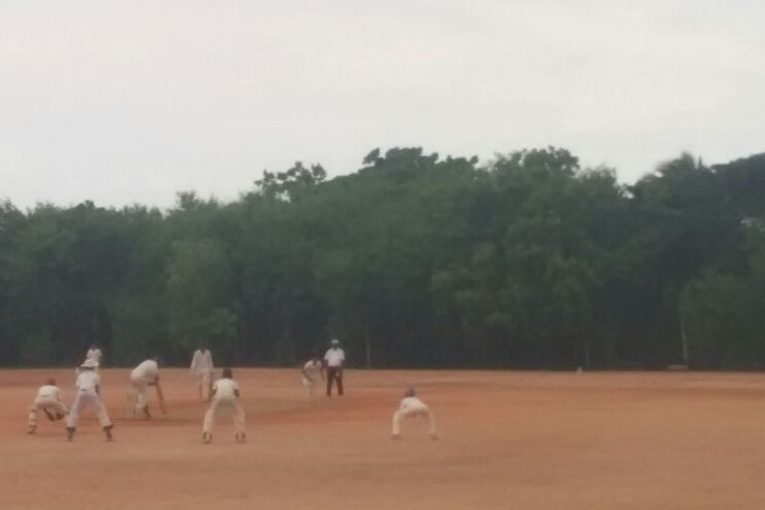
left=130, top=357, right=165, bottom=419
left=391, top=387, right=437, bottom=440
left=27, top=377, right=68, bottom=434
left=301, top=351, right=324, bottom=396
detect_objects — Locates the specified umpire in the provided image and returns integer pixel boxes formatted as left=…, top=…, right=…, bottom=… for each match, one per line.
left=324, top=339, right=345, bottom=397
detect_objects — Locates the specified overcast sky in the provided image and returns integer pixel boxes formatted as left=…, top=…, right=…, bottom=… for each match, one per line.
left=1, top=0, right=763, bottom=209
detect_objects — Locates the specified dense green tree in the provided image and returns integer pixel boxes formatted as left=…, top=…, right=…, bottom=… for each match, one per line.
left=0, top=148, right=763, bottom=369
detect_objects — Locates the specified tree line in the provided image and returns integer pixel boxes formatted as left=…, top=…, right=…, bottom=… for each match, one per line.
left=1, top=147, right=764, bottom=369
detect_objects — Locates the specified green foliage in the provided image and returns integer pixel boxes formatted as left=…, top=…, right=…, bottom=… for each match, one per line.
left=0, top=148, right=763, bottom=369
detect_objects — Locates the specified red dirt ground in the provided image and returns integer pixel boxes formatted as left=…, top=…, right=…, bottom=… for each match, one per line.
left=1, top=368, right=764, bottom=509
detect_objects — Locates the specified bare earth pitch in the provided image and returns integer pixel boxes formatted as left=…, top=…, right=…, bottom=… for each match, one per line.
left=1, top=368, right=764, bottom=509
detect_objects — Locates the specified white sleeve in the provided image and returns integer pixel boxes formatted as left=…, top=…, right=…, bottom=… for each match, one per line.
left=340, top=349, right=346, bottom=361
left=324, top=350, right=330, bottom=361
left=190, top=352, right=199, bottom=371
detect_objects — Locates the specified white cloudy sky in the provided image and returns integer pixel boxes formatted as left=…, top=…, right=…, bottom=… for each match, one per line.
left=1, top=0, right=763, bottom=208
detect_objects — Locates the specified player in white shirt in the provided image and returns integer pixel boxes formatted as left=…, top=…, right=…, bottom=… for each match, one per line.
left=27, top=377, right=68, bottom=434
left=202, top=368, right=246, bottom=444
left=391, top=387, right=437, bottom=440
left=324, top=339, right=345, bottom=397
left=66, top=359, right=114, bottom=441
left=190, top=345, right=214, bottom=401
left=85, top=344, right=103, bottom=367
left=300, top=351, right=324, bottom=396
left=129, top=357, right=165, bottom=419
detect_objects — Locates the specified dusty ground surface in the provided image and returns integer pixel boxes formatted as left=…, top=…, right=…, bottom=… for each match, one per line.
left=1, top=368, right=764, bottom=510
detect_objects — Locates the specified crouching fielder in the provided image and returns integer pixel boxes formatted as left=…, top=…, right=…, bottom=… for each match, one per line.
left=28, top=378, right=68, bottom=434
left=391, top=387, right=437, bottom=440
left=202, top=368, right=245, bottom=444
left=67, top=359, right=113, bottom=441
left=300, top=351, right=324, bottom=396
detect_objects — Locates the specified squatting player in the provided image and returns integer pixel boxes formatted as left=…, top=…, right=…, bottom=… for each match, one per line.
left=391, top=387, right=437, bottom=440
left=27, top=377, right=68, bottom=434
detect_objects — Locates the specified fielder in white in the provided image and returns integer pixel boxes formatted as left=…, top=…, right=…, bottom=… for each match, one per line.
left=202, top=368, right=245, bottom=444
left=27, top=377, right=68, bottom=434
left=130, top=357, right=164, bottom=419
left=66, top=359, right=114, bottom=441
left=300, top=351, right=324, bottom=396
left=391, top=387, right=438, bottom=440
left=190, top=346, right=214, bottom=401
left=85, top=344, right=103, bottom=367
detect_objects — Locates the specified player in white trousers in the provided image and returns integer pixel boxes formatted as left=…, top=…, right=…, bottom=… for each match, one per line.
left=300, top=351, right=324, bottom=396
left=190, top=346, right=214, bottom=401
left=130, top=357, right=164, bottom=419
left=27, top=377, right=68, bottom=434
left=202, top=368, right=245, bottom=444
left=66, top=359, right=113, bottom=441
left=391, top=387, right=438, bottom=440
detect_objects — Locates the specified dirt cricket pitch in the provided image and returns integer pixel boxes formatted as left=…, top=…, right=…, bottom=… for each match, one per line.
left=1, top=368, right=764, bottom=509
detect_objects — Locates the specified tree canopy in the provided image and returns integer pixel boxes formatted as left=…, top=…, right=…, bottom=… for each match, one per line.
left=1, top=147, right=764, bottom=369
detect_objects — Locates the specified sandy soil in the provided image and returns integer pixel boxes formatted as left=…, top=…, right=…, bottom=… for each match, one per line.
left=1, top=368, right=764, bottom=510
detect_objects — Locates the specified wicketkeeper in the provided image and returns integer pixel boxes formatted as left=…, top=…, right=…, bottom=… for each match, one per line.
left=27, top=377, right=68, bottom=434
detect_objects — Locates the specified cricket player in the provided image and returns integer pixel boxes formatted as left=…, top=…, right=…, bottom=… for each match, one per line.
left=300, top=350, right=324, bottom=396
left=202, top=368, right=245, bottom=444
left=391, top=387, right=437, bottom=440
left=66, top=359, right=113, bottom=441
left=27, top=377, right=68, bottom=434
left=129, top=357, right=165, bottom=419
left=190, top=345, right=214, bottom=401
left=85, top=344, right=103, bottom=367
left=324, top=339, right=345, bottom=397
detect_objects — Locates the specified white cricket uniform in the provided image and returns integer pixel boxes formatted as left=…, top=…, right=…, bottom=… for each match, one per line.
left=392, top=396, right=437, bottom=437
left=85, top=348, right=103, bottom=366
left=301, top=360, right=323, bottom=394
left=28, top=385, right=69, bottom=427
left=130, top=359, right=159, bottom=412
left=203, top=378, right=245, bottom=436
left=67, top=371, right=112, bottom=429
left=190, top=349, right=214, bottom=400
